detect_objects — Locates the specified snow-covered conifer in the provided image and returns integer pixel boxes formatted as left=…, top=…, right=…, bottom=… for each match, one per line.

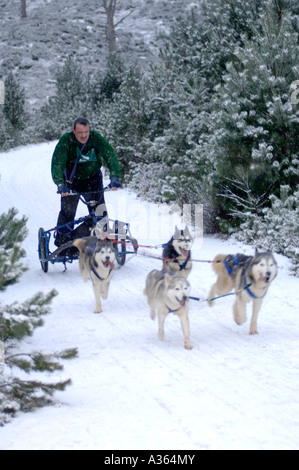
left=206, top=2, right=299, bottom=231
left=3, top=72, right=25, bottom=129
left=0, top=207, right=77, bottom=425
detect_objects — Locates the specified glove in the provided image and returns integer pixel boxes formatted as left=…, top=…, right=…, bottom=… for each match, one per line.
left=109, top=177, right=121, bottom=189
left=57, top=184, right=70, bottom=194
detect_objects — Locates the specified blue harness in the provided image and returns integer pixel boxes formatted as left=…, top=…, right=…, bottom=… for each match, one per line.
left=224, top=255, right=241, bottom=276
left=243, top=271, right=267, bottom=300
left=91, top=265, right=113, bottom=281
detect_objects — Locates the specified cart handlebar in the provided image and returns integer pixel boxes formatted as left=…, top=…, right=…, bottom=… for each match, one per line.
left=65, top=187, right=110, bottom=208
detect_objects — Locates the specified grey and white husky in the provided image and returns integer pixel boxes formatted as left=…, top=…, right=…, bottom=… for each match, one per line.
left=144, top=270, right=193, bottom=349
left=162, top=226, right=193, bottom=278
left=208, top=250, right=278, bottom=335
left=73, top=237, right=116, bottom=314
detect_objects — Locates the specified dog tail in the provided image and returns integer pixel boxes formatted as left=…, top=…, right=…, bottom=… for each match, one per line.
left=73, top=239, right=85, bottom=253
left=211, top=254, right=227, bottom=275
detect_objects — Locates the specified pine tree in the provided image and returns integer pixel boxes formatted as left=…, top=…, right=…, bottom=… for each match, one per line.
left=161, top=0, right=266, bottom=95
left=208, top=1, right=299, bottom=229
left=91, top=53, right=125, bottom=108
left=0, top=207, right=77, bottom=425
left=100, top=65, right=156, bottom=176
left=36, top=56, right=92, bottom=139
left=3, top=72, right=25, bottom=129
left=0, top=208, right=28, bottom=292
left=116, top=1, right=266, bottom=230
left=0, top=114, right=15, bottom=150
left=54, top=56, right=85, bottom=110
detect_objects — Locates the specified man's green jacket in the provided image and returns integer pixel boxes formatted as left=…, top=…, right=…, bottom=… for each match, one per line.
left=51, top=130, right=121, bottom=186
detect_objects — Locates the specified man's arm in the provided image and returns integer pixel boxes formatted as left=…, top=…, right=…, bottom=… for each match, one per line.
left=51, top=134, right=70, bottom=195
left=94, top=132, right=121, bottom=187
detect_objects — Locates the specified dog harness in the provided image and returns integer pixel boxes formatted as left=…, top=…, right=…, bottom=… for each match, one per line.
left=243, top=271, right=267, bottom=300
left=163, top=251, right=191, bottom=271
left=224, top=255, right=268, bottom=300
left=224, top=255, right=241, bottom=276
left=165, top=301, right=187, bottom=314
left=178, top=253, right=191, bottom=271
left=91, top=265, right=113, bottom=282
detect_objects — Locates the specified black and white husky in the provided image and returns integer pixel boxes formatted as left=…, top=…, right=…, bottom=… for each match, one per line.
left=73, top=237, right=115, bottom=314
left=208, top=250, right=278, bottom=335
left=162, top=226, right=193, bottom=278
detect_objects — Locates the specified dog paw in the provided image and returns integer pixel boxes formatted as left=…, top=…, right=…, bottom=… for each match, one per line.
left=250, top=326, right=259, bottom=335
left=94, top=308, right=103, bottom=314
left=234, top=313, right=246, bottom=325
left=208, top=300, right=214, bottom=308
left=184, top=342, right=193, bottom=350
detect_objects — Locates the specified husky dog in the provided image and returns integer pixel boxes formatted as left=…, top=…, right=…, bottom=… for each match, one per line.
left=144, top=270, right=193, bottom=349
left=162, top=226, right=193, bottom=278
left=73, top=237, right=116, bottom=313
left=208, top=251, right=278, bottom=335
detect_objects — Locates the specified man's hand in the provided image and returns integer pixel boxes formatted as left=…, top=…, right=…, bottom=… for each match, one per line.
left=110, top=177, right=121, bottom=191
left=57, top=184, right=70, bottom=197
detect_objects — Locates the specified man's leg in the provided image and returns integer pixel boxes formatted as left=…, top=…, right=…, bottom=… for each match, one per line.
left=81, top=172, right=108, bottom=222
left=55, top=194, right=79, bottom=247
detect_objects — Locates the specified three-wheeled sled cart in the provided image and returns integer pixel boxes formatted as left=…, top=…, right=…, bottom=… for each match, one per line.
left=38, top=191, right=138, bottom=273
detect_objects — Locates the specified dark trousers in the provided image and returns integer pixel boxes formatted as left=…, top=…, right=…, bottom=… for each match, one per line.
left=55, top=173, right=107, bottom=247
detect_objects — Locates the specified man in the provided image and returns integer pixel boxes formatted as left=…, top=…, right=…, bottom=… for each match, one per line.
left=51, top=117, right=121, bottom=247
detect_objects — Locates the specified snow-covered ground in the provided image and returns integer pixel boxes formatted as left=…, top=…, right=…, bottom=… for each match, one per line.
left=0, top=142, right=298, bottom=450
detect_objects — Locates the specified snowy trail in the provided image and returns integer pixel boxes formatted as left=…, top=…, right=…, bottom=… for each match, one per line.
left=0, top=143, right=298, bottom=450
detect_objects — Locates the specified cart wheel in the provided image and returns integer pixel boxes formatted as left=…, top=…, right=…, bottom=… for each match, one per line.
left=129, top=237, right=139, bottom=254
left=38, top=228, right=49, bottom=273
left=115, top=239, right=126, bottom=266
left=114, top=221, right=126, bottom=266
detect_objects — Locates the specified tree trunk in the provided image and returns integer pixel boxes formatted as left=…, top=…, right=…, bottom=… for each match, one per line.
left=106, top=16, right=117, bottom=53
left=103, top=0, right=117, bottom=53
left=21, top=0, right=27, bottom=18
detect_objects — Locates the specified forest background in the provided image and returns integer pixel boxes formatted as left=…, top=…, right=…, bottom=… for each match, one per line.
left=1, top=0, right=299, bottom=273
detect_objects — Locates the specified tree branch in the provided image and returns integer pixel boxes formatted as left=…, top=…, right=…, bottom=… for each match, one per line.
left=115, top=10, right=133, bottom=28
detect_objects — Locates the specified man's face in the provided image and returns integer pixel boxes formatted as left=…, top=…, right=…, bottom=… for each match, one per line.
left=73, top=123, right=90, bottom=144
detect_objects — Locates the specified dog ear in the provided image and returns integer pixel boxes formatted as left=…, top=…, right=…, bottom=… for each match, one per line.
left=185, top=225, right=191, bottom=237
left=164, top=272, right=172, bottom=287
